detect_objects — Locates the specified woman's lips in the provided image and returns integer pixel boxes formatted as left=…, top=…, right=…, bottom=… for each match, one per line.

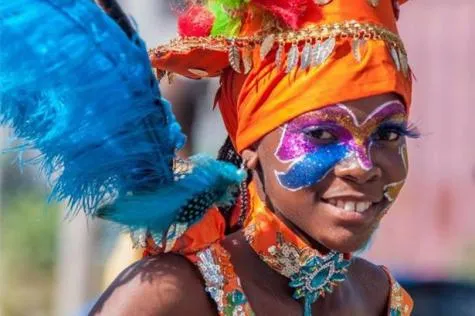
left=320, top=197, right=387, bottom=226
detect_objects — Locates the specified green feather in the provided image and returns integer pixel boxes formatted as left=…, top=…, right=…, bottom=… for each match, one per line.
left=209, top=2, right=242, bottom=37
left=217, top=0, right=246, bottom=9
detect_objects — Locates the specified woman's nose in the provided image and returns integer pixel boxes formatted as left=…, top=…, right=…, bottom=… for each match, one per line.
left=334, top=154, right=382, bottom=184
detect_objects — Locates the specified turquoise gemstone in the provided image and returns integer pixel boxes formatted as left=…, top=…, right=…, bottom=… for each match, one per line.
left=228, top=290, right=247, bottom=305
left=310, top=266, right=331, bottom=289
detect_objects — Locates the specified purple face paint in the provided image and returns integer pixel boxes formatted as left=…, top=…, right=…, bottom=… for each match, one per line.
left=274, top=101, right=407, bottom=191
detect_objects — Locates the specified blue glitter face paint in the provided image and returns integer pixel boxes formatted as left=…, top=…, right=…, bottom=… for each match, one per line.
left=274, top=101, right=408, bottom=191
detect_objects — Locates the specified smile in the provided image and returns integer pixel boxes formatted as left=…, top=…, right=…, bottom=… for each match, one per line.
left=326, top=199, right=373, bottom=213
left=320, top=196, right=387, bottom=226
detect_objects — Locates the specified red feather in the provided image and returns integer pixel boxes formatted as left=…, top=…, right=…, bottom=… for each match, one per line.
left=252, top=0, right=311, bottom=29
left=178, top=5, right=215, bottom=37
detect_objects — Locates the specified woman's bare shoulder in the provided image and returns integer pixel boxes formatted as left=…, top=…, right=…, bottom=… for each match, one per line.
left=348, top=257, right=391, bottom=314
left=90, top=253, right=215, bottom=316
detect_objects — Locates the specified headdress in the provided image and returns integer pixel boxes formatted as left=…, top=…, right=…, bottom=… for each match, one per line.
left=151, top=0, right=412, bottom=151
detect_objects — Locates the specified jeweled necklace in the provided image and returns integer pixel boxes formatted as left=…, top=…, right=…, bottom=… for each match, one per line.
left=244, top=182, right=351, bottom=316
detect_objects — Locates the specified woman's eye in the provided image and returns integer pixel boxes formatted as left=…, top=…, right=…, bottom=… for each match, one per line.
left=375, top=130, right=401, bottom=142
left=306, top=129, right=336, bottom=142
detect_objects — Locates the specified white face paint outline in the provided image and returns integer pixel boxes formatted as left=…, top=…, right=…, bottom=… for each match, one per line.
left=382, top=142, right=409, bottom=204
left=272, top=100, right=407, bottom=192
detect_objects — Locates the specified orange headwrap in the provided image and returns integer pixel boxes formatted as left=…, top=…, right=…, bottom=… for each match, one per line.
left=218, top=40, right=411, bottom=152
left=151, top=0, right=412, bottom=152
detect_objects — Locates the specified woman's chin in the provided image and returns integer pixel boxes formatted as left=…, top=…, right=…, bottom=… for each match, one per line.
left=317, top=229, right=375, bottom=254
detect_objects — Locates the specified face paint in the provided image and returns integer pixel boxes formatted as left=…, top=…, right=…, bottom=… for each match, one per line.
left=383, top=143, right=409, bottom=203
left=383, top=180, right=405, bottom=202
left=274, top=101, right=407, bottom=191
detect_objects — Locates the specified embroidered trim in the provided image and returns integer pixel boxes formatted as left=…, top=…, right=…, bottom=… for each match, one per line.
left=381, top=266, right=413, bottom=316
left=150, top=20, right=409, bottom=77
left=195, top=243, right=254, bottom=316
left=152, top=21, right=405, bottom=55
left=388, top=278, right=411, bottom=316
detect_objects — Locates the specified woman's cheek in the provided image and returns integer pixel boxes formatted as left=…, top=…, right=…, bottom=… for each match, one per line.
left=378, top=141, right=409, bottom=202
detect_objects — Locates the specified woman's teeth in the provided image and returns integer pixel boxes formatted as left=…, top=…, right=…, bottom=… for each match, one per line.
left=328, top=199, right=372, bottom=213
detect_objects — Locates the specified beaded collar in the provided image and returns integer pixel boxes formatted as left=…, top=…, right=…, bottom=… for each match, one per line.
left=243, top=182, right=351, bottom=316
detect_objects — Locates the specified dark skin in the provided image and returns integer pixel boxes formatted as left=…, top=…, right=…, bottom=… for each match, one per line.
left=91, top=93, right=408, bottom=315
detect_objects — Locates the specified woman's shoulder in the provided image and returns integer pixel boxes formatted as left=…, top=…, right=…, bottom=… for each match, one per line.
left=348, top=257, right=392, bottom=314
left=90, top=253, right=215, bottom=316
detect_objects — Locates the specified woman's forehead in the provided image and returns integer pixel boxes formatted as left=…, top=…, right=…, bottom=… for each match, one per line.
left=290, top=98, right=406, bottom=126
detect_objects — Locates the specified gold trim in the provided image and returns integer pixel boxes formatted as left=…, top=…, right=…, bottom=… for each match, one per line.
left=150, top=20, right=406, bottom=57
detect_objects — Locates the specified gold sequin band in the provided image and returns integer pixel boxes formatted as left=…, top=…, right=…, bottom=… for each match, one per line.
left=151, top=20, right=409, bottom=78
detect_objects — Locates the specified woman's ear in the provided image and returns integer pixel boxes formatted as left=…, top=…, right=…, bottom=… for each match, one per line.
left=241, top=149, right=259, bottom=170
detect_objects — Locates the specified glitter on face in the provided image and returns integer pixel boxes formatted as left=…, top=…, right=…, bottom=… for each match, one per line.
left=383, top=143, right=409, bottom=202
left=274, top=101, right=407, bottom=191
left=383, top=180, right=405, bottom=202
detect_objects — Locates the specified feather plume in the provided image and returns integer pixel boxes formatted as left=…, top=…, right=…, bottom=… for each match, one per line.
left=178, top=5, right=215, bottom=37
left=97, top=155, right=245, bottom=233
left=252, top=0, right=310, bottom=29
left=0, top=0, right=243, bottom=236
left=209, top=2, right=242, bottom=36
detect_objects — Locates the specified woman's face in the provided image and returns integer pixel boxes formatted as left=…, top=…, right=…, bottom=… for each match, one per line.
left=246, top=93, right=418, bottom=253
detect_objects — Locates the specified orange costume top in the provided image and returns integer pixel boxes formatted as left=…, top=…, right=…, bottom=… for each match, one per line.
left=145, top=0, right=414, bottom=315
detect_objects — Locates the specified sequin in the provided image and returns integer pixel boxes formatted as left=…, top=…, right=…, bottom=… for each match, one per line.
left=195, top=244, right=254, bottom=316
left=245, top=212, right=351, bottom=316
left=286, top=43, right=299, bottom=73
left=197, top=248, right=226, bottom=312
left=274, top=101, right=407, bottom=191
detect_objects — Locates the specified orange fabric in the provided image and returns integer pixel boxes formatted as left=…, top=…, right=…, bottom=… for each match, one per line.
left=245, top=180, right=318, bottom=250
left=219, top=0, right=412, bottom=151
left=187, top=243, right=255, bottom=315
left=238, top=0, right=400, bottom=37
left=244, top=179, right=351, bottom=259
left=218, top=37, right=412, bottom=151
left=381, top=266, right=414, bottom=315
left=152, top=0, right=412, bottom=152
left=144, top=207, right=226, bottom=257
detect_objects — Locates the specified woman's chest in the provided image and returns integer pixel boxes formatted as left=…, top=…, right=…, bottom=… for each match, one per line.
left=239, top=275, right=379, bottom=316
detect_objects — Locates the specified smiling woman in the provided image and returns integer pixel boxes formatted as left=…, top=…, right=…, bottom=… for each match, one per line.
left=93, top=0, right=416, bottom=315
left=1, top=0, right=418, bottom=315
left=245, top=95, right=418, bottom=254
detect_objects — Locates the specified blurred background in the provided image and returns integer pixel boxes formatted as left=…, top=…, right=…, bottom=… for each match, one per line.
left=0, top=1, right=474, bottom=315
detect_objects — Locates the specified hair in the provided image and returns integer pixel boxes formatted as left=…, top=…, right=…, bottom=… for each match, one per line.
left=217, top=136, right=250, bottom=233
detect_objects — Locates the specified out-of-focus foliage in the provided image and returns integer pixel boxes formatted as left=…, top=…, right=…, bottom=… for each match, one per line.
left=0, top=157, right=59, bottom=316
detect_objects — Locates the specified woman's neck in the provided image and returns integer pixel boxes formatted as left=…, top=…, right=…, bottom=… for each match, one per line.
left=273, top=210, right=331, bottom=254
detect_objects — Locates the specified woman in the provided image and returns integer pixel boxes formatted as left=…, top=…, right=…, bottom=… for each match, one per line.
left=0, top=0, right=416, bottom=315
left=92, top=0, right=416, bottom=315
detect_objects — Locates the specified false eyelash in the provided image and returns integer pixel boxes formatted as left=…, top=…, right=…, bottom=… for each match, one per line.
left=377, top=121, right=421, bottom=139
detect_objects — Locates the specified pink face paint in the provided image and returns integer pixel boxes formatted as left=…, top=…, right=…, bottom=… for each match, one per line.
left=274, top=101, right=408, bottom=191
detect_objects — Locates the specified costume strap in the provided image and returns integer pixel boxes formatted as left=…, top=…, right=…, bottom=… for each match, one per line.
left=381, top=266, right=414, bottom=315
left=192, top=243, right=254, bottom=316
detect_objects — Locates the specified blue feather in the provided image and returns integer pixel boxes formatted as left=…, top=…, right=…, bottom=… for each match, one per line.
left=97, top=155, right=245, bottom=233
left=0, top=0, right=243, bottom=236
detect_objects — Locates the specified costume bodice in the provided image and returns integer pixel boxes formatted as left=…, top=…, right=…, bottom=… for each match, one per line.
left=189, top=242, right=413, bottom=316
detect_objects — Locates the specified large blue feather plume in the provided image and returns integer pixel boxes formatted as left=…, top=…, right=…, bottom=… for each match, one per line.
left=0, top=0, right=243, bottom=236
